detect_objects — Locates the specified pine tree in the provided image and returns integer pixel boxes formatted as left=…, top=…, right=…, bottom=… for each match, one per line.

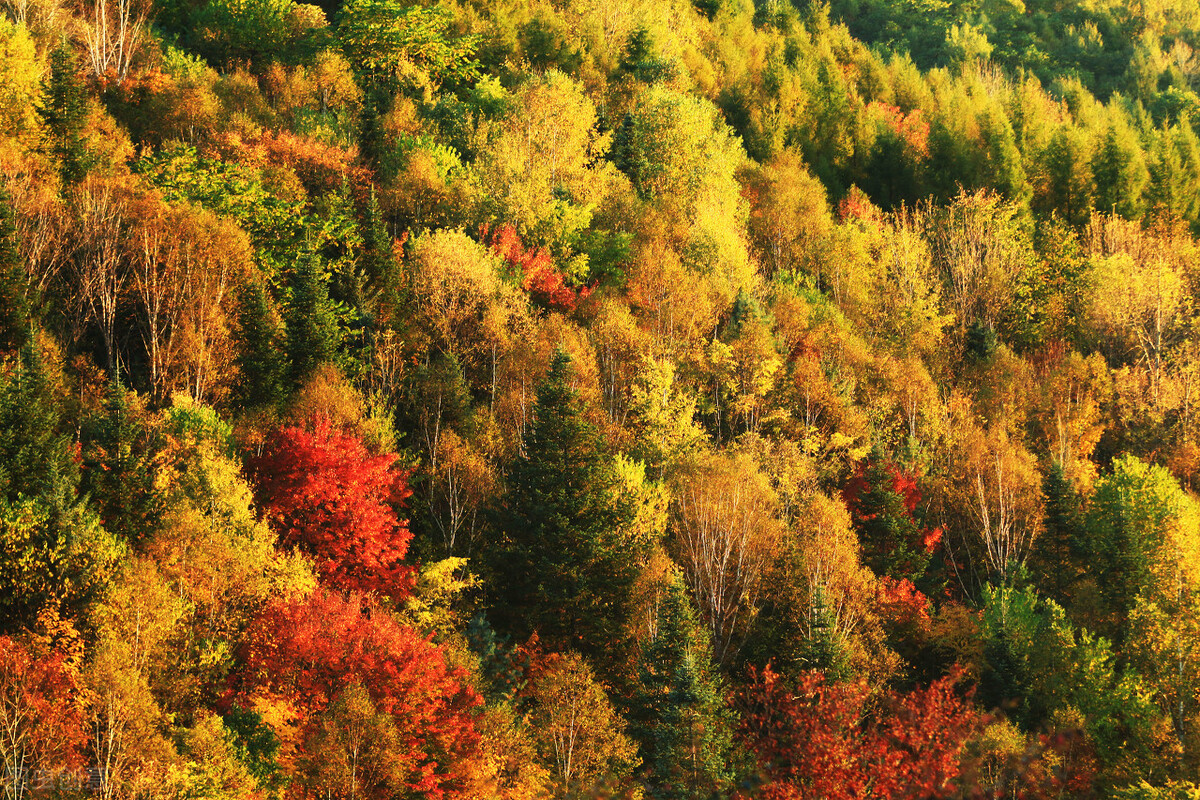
left=233, top=281, right=288, bottom=409
left=39, top=44, right=90, bottom=188
left=629, top=571, right=731, bottom=799
left=285, top=257, right=341, bottom=385
left=0, top=188, right=30, bottom=351
left=489, top=349, right=644, bottom=655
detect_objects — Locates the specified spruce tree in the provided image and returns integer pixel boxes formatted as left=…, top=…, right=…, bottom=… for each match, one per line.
left=629, top=571, right=731, bottom=799
left=798, top=584, right=851, bottom=681
left=233, top=281, right=288, bottom=409
left=1027, top=462, right=1084, bottom=606
left=39, top=44, right=90, bottom=187
left=0, top=188, right=30, bottom=351
left=0, top=338, right=76, bottom=506
left=848, top=448, right=933, bottom=587
left=489, top=349, right=644, bottom=655
left=285, top=256, right=341, bottom=385
left=81, top=374, right=164, bottom=545
left=0, top=338, right=118, bottom=630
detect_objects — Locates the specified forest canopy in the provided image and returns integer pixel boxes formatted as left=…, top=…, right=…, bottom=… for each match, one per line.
left=5, top=0, right=1200, bottom=795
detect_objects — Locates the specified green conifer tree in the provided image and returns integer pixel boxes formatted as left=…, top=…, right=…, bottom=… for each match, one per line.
left=285, top=257, right=341, bottom=385
left=1092, top=123, right=1149, bottom=220
left=0, top=188, right=30, bottom=351
left=39, top=44, right=90, bottom=187
left=797, top=584, right=851, bottom=681
left=234, top=281, right=289, bottom=409
left=629, top=571, right=731, bottom=799
left=81, top=374, right=164, bottom=544
left=490, top=349, right=644, bottom=655
left=849, top=448, right=933, bottom=587
left=1027, top=462, right=1085, bottom=606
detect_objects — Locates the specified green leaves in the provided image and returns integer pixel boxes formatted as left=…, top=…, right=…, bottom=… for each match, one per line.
left=336, top=0, right=479, bottom=92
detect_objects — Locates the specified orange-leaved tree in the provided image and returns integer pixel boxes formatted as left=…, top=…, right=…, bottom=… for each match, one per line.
left=251, top=416, right=414, bottom=600
left=734, top=665, right=983, bottom=800
left=236, top=588, right=482, bottom=799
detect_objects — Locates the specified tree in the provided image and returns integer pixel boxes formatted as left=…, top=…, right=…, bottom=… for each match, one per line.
left=39, top=45, right=89, bottom=187
left=1027, top=462, right=1085, bottom=606
left=81, top=377, right=163, bottom=546
left=238, top=589, right=482, bottom=798
left=0, top=340, right=122, bottom=630
left=0, top=190, right=29, bottom=352
left=1088, top=455, right=1199, bottom=640
left=80, top=0, right=150, bottom=85
left=627, top=570, right=731, bottom=799
left=251, top=416, right=414, bottom=600
left=0, top=636, right=87, bottom=800
left=670, top=450, right=783, bottom=665
left=1092, top=123, right=1148, bottom=221
left=233, top=280, right=288, bottom=409
left=336, top=0, right=479, bottom=93
left=843, top=448, right=940, bottom=587
left=299, top=681, right=407, bottom=800
left=286, top=257, right=341, bottom=386
left=490, top=350, right=647, bottom=653
left=528, top=652, right=639, bottom=795
left=734, top=665, right=982, bottom=800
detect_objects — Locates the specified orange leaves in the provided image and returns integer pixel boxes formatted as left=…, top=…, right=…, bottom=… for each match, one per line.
left=483, top=223, right=591, bottom=312
left=735, top=665, right=982, bottom=800
left=251, top=415, right=415, bottom=600
left=238, top=588, right=482, bottom=798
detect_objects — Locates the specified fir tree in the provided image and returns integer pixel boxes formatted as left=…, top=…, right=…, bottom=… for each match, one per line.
left=0, top=188, right=30, bottom=351
left=233, top=281, right=288, bottom=409
left=489, top=349, right=644, bottom=655
left=629, top=571, right=731, bottom=799
left=846, top=448, right=934, bottom=588
left=39, top=44, right=90, bottom=187
left=285, top=256, right=341, bottom=385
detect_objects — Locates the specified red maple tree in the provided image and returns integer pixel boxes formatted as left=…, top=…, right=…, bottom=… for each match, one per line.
left=251, top=415, right=415, bottom=600
left=237, top=588, right=482, bottom=798
left=0, top=636, right=88, bottom=792
left=734, top=665, right=983, bottom=800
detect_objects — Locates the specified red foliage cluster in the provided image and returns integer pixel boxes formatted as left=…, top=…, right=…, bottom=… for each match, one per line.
left=238, top=589, right=483, bottom=798
left=876, top=576, right=932, bottom=633
left=867, top=101, right=931, bottom=157
left=837, top=186, right=883, bottom=224
left=734, top=665, right=983, bottom=800
left=483, top=223, right=591, bottom=311
left=0, top=636, right=88, bottom=783
left=251, top=416, right=415, bottom=600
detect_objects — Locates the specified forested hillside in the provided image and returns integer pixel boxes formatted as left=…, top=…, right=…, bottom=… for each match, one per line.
left=5, top=0, right=1200, bottom=794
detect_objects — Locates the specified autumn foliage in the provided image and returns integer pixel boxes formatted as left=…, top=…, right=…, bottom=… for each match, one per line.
left=0, top=636, right=88, bottom=790
left=734, top=665, right=983, bottom=800
left=251, top=416, right=415, bottom=599
left=484, top=223, right=590, bottom=312
left=237, top=588, right=482, bottom=798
